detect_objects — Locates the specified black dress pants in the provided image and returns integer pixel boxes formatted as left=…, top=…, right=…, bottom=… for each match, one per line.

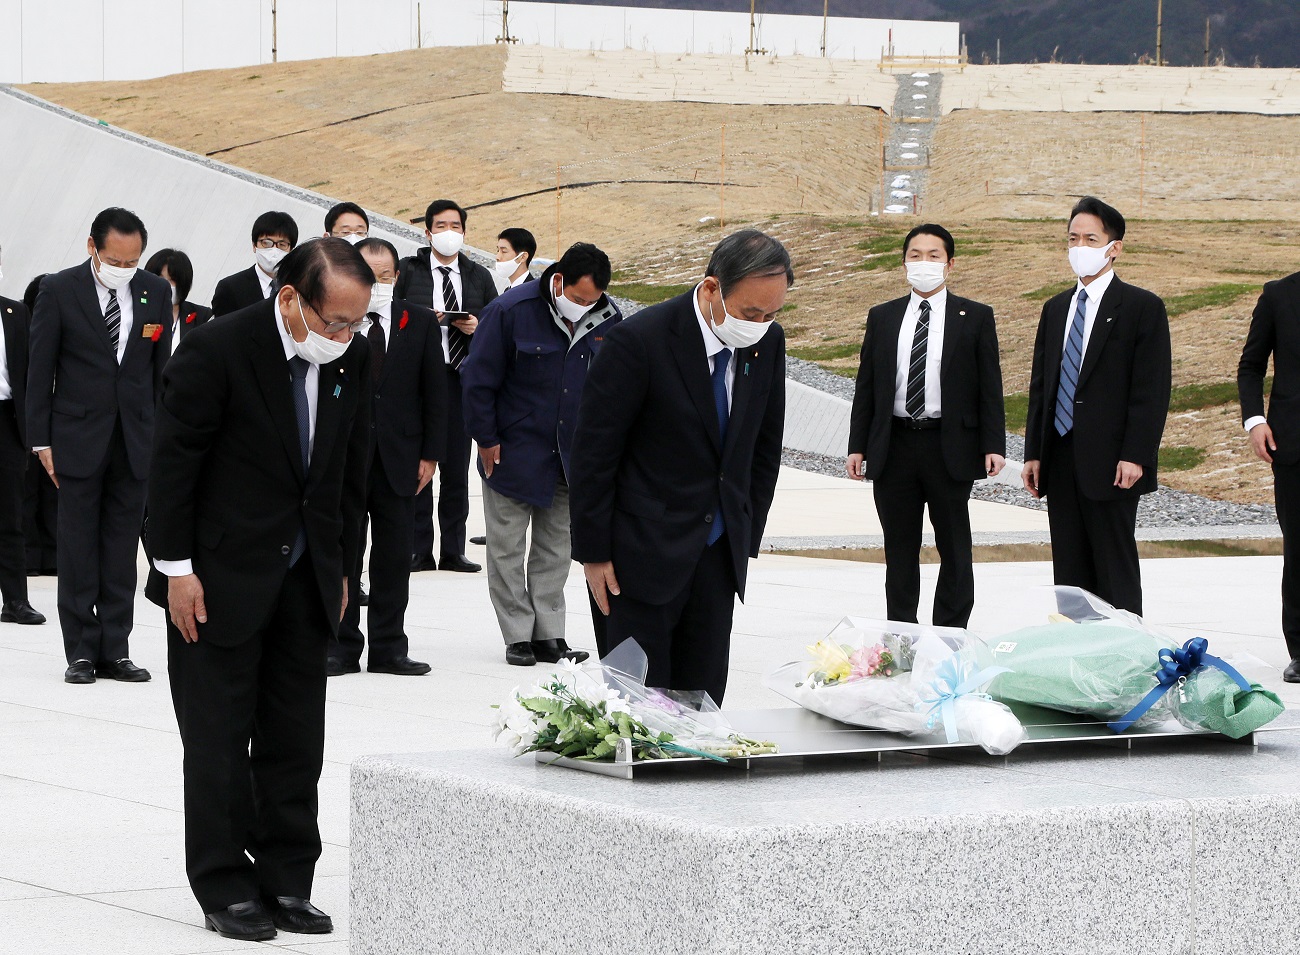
left=1045, top=432, right=1143, bottom=615
left=0, top=401, right=29, bottom=603
left=1273, top=459, right=1300, bottom=659
left=167, top=555, right=330, bottom=914
left=337, top=455, right=416, bottom=666
left=56, top=421, right=146, bottom=664
left=414, top=367, right=469, bottom=561
left=24, top=459, right=58, bottom=573
left=872, top=425, right=976, bottom=628
left=603, top=534, right=736, bottom=705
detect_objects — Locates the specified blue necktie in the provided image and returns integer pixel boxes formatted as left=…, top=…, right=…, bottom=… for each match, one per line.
left=1054, top=288, right=1088, bottom=437
left=289, top=356, right=310, bottom=566
left=708, top=348, right=731, bottom=546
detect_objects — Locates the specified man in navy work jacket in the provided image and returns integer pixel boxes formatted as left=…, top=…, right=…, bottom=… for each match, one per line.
left=461, top=243, right=620, bottom=668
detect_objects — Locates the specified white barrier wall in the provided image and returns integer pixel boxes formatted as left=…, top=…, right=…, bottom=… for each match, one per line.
left=0, top=88, right=428, bottom=306
left=0, top=0, right=956, bottom=83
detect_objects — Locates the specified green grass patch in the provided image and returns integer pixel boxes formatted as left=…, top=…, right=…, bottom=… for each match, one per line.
left=1221, top=268, right=1279, bottom=277
left=1165, top=283, right=1259, bottom=318
left=245, top=74, right=261, bottom=80
left=1168, top=377, right=1270, bottom=412
left=780, top=303, right=797, bottom=312
left=1021, top=280, right=1075, bottom=302
left=857, top=253, right=903, bottom=272
left=789, top=342, right=859, bottom=362
left=1004, top=392, right=1029, bottom=432
left=824, top=365, right=858, bottom=379
left=608, top=282, right=693, bottom=304
left=1159, top=445, right=1206, bottom=471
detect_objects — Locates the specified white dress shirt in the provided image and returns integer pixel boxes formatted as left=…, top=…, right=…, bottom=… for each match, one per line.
left=372, top=300, right=392, bottom=343
left=155, top=306, right=319, bottom=578
left=0, top=313, right=11, bottom=401
left=893, top=288, right=947, bottom=418
left=91, top=267, right=135, bottom=364
left=509, top=271, right=530, bottom=289
left=1062, top=268, right=1116, bottom=362
left=692, top=284, right=735, bottom=410
left=257, top=263, right=275, bottom=299
left=430, top=255, right=463, bottom=363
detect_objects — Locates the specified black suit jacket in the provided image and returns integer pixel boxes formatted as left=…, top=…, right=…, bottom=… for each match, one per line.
left=177, top=301, right=214, bottom=340
left=569, top=291, right=785, bottom=604
left=394, top=249, right=499, bottom=335
left=0, top=296, right=29, bottom=469
left=1239, top=272, right=1300, bottom=466
left=26, top=261, right=172, bottom=480
left=847, top=292, right=1005, bottom=481
left=211, top=265, right=268, bottom=318
left=143, top=300, right=371, bottom=645
left=1025, top=274, right=1171, bottom=500
left=370, top=300, right=447, bottom=494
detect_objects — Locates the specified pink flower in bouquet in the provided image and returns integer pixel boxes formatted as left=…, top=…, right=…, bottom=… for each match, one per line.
left=849, top=644, right=895, bottom=680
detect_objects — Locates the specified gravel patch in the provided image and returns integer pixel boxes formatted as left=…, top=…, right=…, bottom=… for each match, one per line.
left=786, top=355, right=856, bottom=400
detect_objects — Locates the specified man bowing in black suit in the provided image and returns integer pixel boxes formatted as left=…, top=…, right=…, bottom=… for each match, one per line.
left=1238, top=269, right=1300, bottom=682
left=1023, top=197, right=1171, bottom=615
left=28, top=207, right=171, bottom=683
left=146, top=238, right=371, bottom=941
left=331, top=238, right=445, bottom=677
left=570, top=230, right=788, bottom=705
left=846, top=224, right=1005, bottom=628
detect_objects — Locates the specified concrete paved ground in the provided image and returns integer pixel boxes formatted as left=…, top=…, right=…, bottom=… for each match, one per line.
left=3, top=468, right=1292, bottom=953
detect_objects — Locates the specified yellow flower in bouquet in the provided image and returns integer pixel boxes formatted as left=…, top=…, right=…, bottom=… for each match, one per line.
left=805, top=640, right=853, bottom=684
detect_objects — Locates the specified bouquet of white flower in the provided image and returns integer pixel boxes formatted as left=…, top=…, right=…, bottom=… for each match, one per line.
left=493, top=644, right=777, bottom=763
left=765, top=617, right=1027, bottom=756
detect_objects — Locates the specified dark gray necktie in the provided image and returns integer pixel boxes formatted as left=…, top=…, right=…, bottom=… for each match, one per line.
left=367, top=313, right=385, bottom=385
left=905, top=299, right=931, bottom=419
left=104, top=289, right=121, bottom=355
left=288, top=356, right=310, bottom=566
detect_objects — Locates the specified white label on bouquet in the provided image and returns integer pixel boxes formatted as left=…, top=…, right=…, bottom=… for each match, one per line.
left=994, top=642, right=1018, bottom=653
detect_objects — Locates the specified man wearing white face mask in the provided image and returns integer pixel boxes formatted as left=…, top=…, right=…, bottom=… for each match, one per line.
left=1023, top=196, right=1170, bottom=615
left=27, top=207, right=172, bottom=683
left=332, top=238, right=446, bottom=677
left=492, top=227, right=537, bottom=293
left=323, top=201, right=369, bottom=244
left=395, top=199, right=498, bottom=574
left=846, top=224, right=1005, bottom=628
left=570, top=230, right=789, bottom=705
left=145, top=238, right=372, bottom=941
left=212, top=211, right=299, bottom=318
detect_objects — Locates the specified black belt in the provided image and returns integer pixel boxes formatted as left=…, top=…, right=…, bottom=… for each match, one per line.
left=892, top=415, right=941, bottom=431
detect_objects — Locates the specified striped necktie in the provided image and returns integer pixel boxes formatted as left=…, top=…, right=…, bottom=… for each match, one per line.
left=104, top=289, right=121, bottom=356
left=904, top=299, right=931, bottom=419
left=1055, top=288, right=1088, bottom=436
left=439, top=266, right=468, bottom=370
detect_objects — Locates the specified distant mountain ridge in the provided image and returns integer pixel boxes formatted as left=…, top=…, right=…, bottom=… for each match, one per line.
left=548, top=0, right=1300, bottom=68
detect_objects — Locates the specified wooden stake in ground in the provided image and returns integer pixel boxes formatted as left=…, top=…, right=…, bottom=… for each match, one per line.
left=1139, top=114, right=1147, bottom=215
left=555, top=163, right=561, bottom=255
left=719, top=123, right=726, bottom=228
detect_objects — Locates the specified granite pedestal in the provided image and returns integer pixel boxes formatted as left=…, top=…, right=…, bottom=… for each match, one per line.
left=351, top=726, right=1300, bottom=955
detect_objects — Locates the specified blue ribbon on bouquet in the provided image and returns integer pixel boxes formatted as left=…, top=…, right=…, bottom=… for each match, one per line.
left=918, top=658, right=1012, bottom=744
left=1107, top=637, right=1252, bottom=734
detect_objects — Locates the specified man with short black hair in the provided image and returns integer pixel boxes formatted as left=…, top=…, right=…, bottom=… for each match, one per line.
left=332, top=237, right=446, bottom=677
left=463, top=242, right=619, bottom=667
left=28, top=206, right=172, bottom=682
left=1023, top=196, right=1171, bottom=614
left=212, top=211, right=299, bottom=317
left=323, top=202, right=369, bottom=243
left=494, top=227, right=537, bottom=291
left=147, top=237, right=372, bottom=942
left=570, top=230, right=789, bottom=704
left=395, top=199, right=498, bottom=574
left=847, top=224, right=1005, bottom=628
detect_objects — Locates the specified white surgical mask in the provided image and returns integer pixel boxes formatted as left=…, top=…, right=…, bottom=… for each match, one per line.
left=93, top=250, right=136, bottom=291
left=1068, top=241, right=1116, bottom=280
left=368, top=282, right=395, bottom=312
left=551, top=276, right=593, bottom=324
left=428, top=231, right=464, bottom=258
left=287, top=294, right=352, bottom=365
left=255, top=246, right=287, bottom=277
left=905, top=260, right=948, bottom=294
left=494, top=253, right=524, bottom=278
left=709, top=294, right=772, bottom=349
left=169, top=282, right=180, bottom=305
left=339, top=233, right=366, bottom=246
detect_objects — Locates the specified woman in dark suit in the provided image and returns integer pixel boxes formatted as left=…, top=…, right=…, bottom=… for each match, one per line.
left=145, top=249, right=212, bottom=355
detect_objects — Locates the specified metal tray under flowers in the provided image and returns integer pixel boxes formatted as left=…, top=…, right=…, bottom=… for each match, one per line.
left=533, top=703, right=1300, bottom=779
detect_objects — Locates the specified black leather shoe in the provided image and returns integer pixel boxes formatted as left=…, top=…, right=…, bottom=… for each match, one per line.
left=1285, top=660, right=1300, bottom=684
left=470, top=535, right=486, bottom=546
left=268, top=896, right=333, bottom=934
left=532, top=639, right=590, bottom=664
left=439, top=554, right=481, bottom=573
left=358, top=584, right=369, bottom=606
left=96, top=658, right=151, bottom=682
left=368, top=655, right=432, bottom=675
left=205, top=900, right=276, bottom=941
left=1, top=599, right=46, bottom=625
left=64, top=660, right=95, bottom=684
left=505, top=641, right=537, bottom=666
left=327, top=657, right=360, bottom=677
left=410, top=554, right=438, bottom=572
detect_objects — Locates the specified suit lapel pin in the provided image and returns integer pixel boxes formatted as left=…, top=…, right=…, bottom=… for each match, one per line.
left=333, top=384, right=342, bottom=398
left=959, top=310, right=966, bottom=316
